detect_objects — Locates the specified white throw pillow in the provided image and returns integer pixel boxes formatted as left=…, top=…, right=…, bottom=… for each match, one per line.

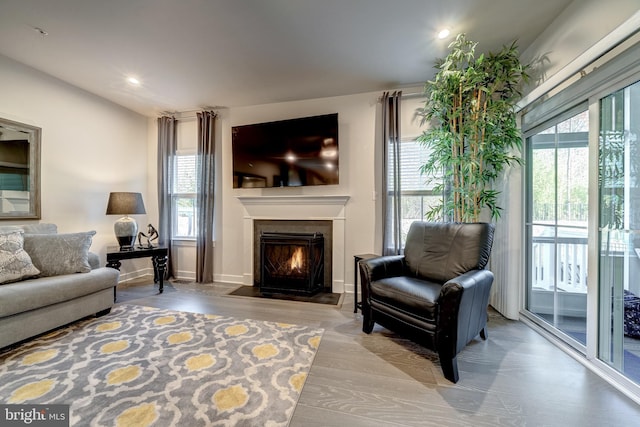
left=0, top=230, right=41, bottom=284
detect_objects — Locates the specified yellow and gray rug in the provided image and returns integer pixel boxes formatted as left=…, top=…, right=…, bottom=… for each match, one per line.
left=0, top=304, right=323, bottom=426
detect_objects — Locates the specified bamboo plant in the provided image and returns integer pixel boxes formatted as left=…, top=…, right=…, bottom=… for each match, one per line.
left=417, top=33, right=529, bottom=222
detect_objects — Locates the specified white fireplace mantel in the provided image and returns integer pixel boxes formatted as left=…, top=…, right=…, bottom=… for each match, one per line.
left=236, top=194, right=350, bottom=292
left=236, top=195, right=349, bottom=215
left=236, top=194, right=349, bottom=205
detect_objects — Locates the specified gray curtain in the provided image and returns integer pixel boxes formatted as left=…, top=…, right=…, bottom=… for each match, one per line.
left=381, top=91, right=402, bottom=255
left=158, top=116, right=177, bottom=278
left=196, top=111, right=217, bottom=283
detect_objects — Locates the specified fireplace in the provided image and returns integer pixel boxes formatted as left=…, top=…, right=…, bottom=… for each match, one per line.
left=253, top=219, right=333, bottom=292
left=238, top=195, right=349, bottom=293
left=260, top=232, right=324, bottom=295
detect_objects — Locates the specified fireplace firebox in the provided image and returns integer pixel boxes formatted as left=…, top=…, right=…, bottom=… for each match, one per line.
left=260, top=232, right=324, bottom=295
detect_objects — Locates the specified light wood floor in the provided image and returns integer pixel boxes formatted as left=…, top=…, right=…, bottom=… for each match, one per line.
left=116, top=279, right=640, bottom=427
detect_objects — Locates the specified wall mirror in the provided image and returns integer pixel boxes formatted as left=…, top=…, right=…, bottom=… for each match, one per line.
left=0, top=117, right=41, bottom=219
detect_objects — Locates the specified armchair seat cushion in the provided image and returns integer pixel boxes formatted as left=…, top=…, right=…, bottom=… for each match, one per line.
left=370, top=276, right=440, bottom=322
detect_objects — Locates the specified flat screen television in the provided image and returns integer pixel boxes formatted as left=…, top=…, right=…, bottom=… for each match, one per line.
left=232, top=113, right=339, bottom=188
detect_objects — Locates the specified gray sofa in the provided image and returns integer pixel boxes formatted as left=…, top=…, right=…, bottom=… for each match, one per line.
left=0, top=224, right=119, bottom=349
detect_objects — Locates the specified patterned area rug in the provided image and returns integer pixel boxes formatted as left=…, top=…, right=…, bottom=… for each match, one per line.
left=0, top=304, right=323, bottom=426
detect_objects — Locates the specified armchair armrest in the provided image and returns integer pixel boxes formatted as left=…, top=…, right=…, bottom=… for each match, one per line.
left=360, top=255, right=405, bottom=282
left=359, top=255, right=405, bottom=305
left=437, top=269, right=494, bottom=354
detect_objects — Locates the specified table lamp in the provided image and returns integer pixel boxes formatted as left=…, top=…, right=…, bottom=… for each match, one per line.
left=106, top=192, right=146, bottom=250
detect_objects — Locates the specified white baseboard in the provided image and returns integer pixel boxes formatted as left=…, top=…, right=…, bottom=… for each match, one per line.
left=116, top=268, right=153, bottom=283
left=116, top=268, right=195, bottom=283
left=174, top=270, right=195, bottom=281
left=215, top=273, right=245, bottom=284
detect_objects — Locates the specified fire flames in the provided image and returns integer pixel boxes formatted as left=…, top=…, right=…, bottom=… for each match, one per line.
left=289, top=247, right=304, bottom=271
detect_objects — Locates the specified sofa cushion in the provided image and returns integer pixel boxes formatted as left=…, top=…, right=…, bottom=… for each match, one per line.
left=0, top=231, right=41, bottom=284
left=21, top=223, right=58, bottom=234
left=0, top=223, right=58, bottom=235
left=0, top=267, right=119, bottom=318
left=404, top=222, right=495, bottom=283
left=0, top=226, right=21, bottom=234
left=23, top=231, right=96, bottom=277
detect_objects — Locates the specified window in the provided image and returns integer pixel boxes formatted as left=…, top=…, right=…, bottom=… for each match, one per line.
left=172, top=154, right=197, bottom=239
left=388, top=138, right=442, bottom=247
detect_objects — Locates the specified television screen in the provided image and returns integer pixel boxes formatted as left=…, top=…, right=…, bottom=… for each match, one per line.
left=232, top=113, right=339, bottom=188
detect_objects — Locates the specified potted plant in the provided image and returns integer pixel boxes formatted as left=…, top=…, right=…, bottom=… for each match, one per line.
left=417, top=33, right=529, bottom=222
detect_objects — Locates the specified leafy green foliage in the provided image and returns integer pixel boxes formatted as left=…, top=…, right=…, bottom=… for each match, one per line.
left=417, top=33, right=529, bottom=222
left=599, top=130, right=625, bottom=229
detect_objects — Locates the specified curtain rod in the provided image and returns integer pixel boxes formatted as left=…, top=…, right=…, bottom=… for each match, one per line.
left=159, top=106, right=222, bottom=119
left=402, top=91, right=426, bottom=98
left=378, top=91, right=426, bottom=103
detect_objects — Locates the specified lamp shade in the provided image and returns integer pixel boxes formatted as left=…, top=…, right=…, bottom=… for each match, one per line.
left=106, top=192, right=146, bottom=215
left=106, top=192, right=146, bottom=249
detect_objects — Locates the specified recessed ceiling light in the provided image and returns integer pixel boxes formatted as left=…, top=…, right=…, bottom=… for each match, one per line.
left=437, top=28, right=451, bottom=40
left=126, top=76, right=141, bottom=86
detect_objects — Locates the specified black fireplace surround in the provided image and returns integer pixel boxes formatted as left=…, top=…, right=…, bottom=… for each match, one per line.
left=253, top=220, right=333, bottom=292
left=260, top=232, right=324, bottom=295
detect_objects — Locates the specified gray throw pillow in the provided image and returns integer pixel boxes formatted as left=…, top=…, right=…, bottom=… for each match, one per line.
left=0, top=230, right=41, bottom=284
left=23, top=231, right=96, bottom=277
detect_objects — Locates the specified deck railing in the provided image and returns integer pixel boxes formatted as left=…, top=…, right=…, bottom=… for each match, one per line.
left=532, top=236, right=589, bottom=293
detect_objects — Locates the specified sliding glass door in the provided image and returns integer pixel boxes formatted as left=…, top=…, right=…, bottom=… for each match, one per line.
left=522, top=40, right=640, bottom=394
left=526, top=109, right=589, bottom=345
left=598, top=80, right=640, bottom=383
left=525, top=78, right=640, bottom=386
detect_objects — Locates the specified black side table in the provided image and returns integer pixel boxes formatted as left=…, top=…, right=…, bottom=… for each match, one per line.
left=353, top=253, right=379, bottom=313
left=106, top=246, right=169, bottom=301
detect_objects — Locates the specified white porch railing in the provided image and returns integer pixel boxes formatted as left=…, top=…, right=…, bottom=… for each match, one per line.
left=532, top=236, right=588, bottom=294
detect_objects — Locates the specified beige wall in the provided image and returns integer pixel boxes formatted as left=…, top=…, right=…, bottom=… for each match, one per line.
left=521, top=0, right=639, bottom=99
left=0, top=54, right=150, bottom=277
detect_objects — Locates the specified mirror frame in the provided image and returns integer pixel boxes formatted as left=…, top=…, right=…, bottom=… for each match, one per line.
left=0, top=117, right=41, bottom=220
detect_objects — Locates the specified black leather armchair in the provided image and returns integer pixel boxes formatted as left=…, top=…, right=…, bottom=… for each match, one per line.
left=359, top=221, right=495, bottom=383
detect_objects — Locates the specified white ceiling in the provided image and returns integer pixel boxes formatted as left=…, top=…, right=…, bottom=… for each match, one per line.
left=0, top=0, right=574, bottom=117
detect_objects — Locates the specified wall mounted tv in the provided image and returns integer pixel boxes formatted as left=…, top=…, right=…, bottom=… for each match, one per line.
left=232, top=113, right=339, bottom=188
